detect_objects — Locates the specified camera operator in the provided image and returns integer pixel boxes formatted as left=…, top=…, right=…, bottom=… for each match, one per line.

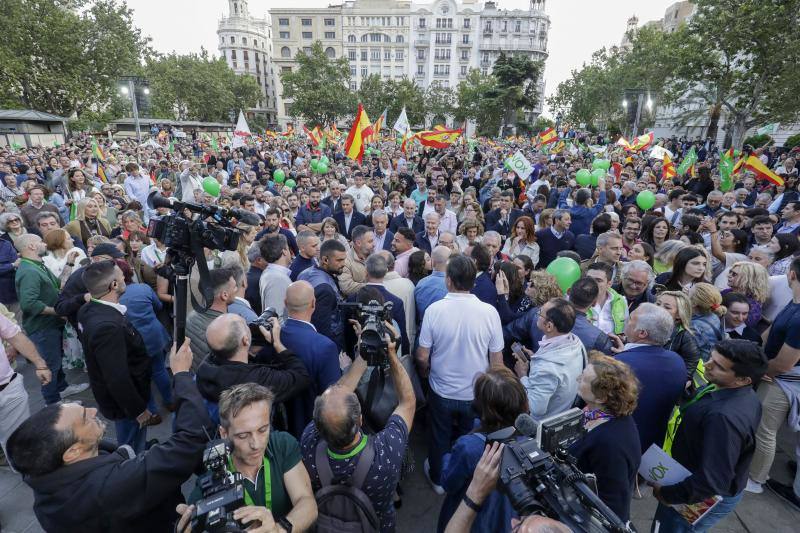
left=184, top=383, right=318, bottom=533
left=299, top=318, right=415, bottom=532
left=6, top=338, right=216, bottom=533
left=186, top=266, right=238, bottom=371
left=196, top=313, right=310, bottom=405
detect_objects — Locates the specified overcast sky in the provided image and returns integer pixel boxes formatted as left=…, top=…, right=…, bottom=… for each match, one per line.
left=125, top=0, right=677, bottom=117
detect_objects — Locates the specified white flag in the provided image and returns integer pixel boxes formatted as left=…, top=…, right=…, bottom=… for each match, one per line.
left=509, top=150, right=533, bottom=180
left=757, top=123, right=779, bottom=136
left=232, top=110, right=252, bottom=149
left=649, top=145, right=674, bottom=160
left=393, top=107, right=410, bottom=136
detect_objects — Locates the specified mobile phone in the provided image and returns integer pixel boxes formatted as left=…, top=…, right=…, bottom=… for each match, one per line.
left=511, top=342, right=529, bottom=362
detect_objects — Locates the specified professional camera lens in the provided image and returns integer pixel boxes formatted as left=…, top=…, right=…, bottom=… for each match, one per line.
left=504, top=476, right=541, bottom=516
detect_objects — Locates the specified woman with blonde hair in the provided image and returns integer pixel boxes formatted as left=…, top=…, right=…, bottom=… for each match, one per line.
left=92, top=191, right=118, bottom=227
left=64, top=198, right=112, bottom=244
left=689, top=283, right=727, bottom=363
left=656, top=290, right=701, bottom=379
left=220, top=223, right=258, bottom=271
left=722, top=261, right=770, bottom=328
left=526, top=270, right=562, bottom=307
left=652, top=239, right=687, bottom=275
left=455, top=219, right=484, bottom=251
left=537, top=208, right=555, bottom=230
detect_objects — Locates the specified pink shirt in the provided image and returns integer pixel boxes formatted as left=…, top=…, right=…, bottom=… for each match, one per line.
left=0, top=314, right=21, bottom=385
left=394, top=247, right=419, bottom=278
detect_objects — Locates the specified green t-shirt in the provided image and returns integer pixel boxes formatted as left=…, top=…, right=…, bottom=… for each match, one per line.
left=190, top=431, right=302, bottom=520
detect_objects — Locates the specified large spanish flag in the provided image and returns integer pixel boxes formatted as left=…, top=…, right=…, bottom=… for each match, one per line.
left=414, top=126, right=463, bottom=148
left=662, top=153, right=676, bottom=182
left=630, top=132, right=654, bottom=152
left=538, top=127, right=557, bottom=145
left=345, top=104, right=372, bottom=163
left=743, top=155, right=784, bottom=187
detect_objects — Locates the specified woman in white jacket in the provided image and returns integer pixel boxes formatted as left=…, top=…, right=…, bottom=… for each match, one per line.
left=501, top=215, right=539, bottom=267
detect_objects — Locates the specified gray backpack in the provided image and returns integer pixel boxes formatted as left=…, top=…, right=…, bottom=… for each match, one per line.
left=312, top=439, right=380, bottom=533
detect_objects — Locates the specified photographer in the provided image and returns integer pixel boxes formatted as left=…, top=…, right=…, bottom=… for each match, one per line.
left=6, top=339, right=216, bottom=533
left=299, top=316, right=415, bottom=532
left=185, top=383, right=318, bottom=533
left=195, top=313, right=310, bottom=405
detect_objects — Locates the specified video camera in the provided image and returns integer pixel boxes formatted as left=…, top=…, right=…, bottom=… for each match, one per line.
left=339, top=300, right=394, bottom=366
left=487, top=409, right=633, bottom=533
left=191, top=439, right=246, bottom=533
left=247, top=307, right=279, bottom=347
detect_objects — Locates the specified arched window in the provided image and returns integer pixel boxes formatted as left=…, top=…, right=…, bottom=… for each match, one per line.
left=325, top=47, right=335, bottom=58
left=383, top=34, right=390, bottom=42
left=281, top=46, right=291, bottom=58
left=361, top=34, right=368, bottom=42
left=348, top=34, right=356, bottom=43
left=396, top=35, right=404, bottom=43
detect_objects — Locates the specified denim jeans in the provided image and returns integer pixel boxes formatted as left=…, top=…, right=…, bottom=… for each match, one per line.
left=28, top=327, right=67, bottom=404
left=147, top=350, right=173, bottom=413
left=652, top=491, right=743, bottom=533
left=428, top=390, right=476, bottom=484
left=114, top=418, right=148, bottom=455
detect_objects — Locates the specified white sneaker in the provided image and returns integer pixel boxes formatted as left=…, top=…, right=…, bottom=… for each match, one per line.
left=423, top=458, right=445, bottom=495
left=61, top=383, right=90, bottom=398
left=745, top=478, right=763, bottom=494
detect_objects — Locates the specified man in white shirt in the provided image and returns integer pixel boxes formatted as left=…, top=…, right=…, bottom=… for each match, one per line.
left=416, top=254, right=503, bottom=493
left=344, top=172, right=374, bottom=213
left=259, top=233, right=293, bottom=322
left=431, top=194, right=458, bottom=235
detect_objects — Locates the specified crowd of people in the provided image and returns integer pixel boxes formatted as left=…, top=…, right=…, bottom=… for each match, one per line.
left=0, top=128, right=798, bottom=533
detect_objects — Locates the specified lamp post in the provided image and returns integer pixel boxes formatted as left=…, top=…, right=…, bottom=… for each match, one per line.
left=622, top=89, right=651, bottom=138
left=119, top=76, right=149, bottom=144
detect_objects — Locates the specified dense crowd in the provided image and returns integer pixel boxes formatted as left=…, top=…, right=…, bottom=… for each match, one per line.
left=0, top=128, right=799, bottom=533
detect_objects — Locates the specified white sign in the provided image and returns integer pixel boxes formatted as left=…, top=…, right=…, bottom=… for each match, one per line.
left=639, top=444, right=691, bottom=486
left=509, top=150, right=533, bottom=180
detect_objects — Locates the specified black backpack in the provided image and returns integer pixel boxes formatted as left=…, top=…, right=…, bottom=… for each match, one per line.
left=312, top=439, right=380, bottom=533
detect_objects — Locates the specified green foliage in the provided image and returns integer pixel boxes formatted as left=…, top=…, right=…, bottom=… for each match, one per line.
left=532, top=116, right=555, bottom=132
left=785, top=133, right=800, bottom=150
left=742, top=134, right=772, bottom=148
left=357, top=75, right=392, bottom=121
left=0, top=0, right=149, bottom=117
left=356, top=75, right=426, bottom=128
left=280, top=41, right=355, bottom=125
left=455, top=69, right=503, bottom=135
left=424, top=83, right=456, bottom=124
left=492, top=53, right=544, bottom=130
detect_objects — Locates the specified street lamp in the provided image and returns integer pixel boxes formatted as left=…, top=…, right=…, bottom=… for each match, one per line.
left=119, top=86, right=129, bottom=96
left=119, top=76, right=149, bottom=144
left=646, top=95, right=653, bottom=111
left=622, top=99, right=628, bottom=109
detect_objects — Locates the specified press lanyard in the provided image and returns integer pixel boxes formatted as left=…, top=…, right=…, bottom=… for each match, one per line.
left=21, top=258, right=59, bottom=290
left=228, top=455, right=271, bottom=509
left=327, top=434, right=368, bottom=460
left=680, top=383, right=718, bottom=414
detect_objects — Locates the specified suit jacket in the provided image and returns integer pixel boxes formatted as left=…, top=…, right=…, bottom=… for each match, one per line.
left=246, top=265, right=264, bottom=314
left=616, top=345, right=686, bottom=453
left=373, top=229, right=394, bottom=252
left=77, top=301, right=151, bottom=421
left=333, top=210, right=367, bottom=240
left=321, top=195, right=343, bottom=214
left=389, top=214, right=424, bottom=235
left=414, top=231, right=440, bottom=255
left=485, top=207, right=523, bottom=236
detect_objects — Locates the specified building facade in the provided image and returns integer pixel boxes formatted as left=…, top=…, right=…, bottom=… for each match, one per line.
left=218, top=0, right=278, bottom=126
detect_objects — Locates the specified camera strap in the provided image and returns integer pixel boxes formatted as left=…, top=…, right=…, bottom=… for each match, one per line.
left=227, top=455, right=272, bottom=510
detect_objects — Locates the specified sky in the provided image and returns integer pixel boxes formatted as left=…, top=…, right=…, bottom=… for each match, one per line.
left=124, top=0, right=677, bottom=117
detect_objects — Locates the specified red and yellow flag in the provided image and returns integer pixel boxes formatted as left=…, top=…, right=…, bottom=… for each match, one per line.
left=345, top=104, right=372, bottom=163
left=630, top=132, right=654, bottom=152
left=662, top=153, right=676, bottom=182
left=280, top=125, right=295, bottom=137
left=538, top=127, right=557, bottom=145
left=368, top=108, right=387, bottom=143
left=303, top=125, right=322, bottom=145
left=743, top=155, right=784, bottom=187
left=414, top=125, right=463, bottom=148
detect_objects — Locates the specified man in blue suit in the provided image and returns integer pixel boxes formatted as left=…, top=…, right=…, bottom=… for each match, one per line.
left=389, top=198, right=424, bottom=235
left=370, top=209, right=394, bottom=252
left=281, top=280, right=342, bottom=437
left=614, top=303, right=687, bottom=453
left=333, top=194, right=366, bottom=241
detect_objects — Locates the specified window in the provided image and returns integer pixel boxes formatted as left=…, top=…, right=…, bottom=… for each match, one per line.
left=371, top=49, right=380, bottom=61
left=350, top=82, right=357, bottom=91
left=434, top=48, right=450, bottom=60
left=417, top=64, right=424, bottom=75
left=242, top=37, right=247, bottom=45
left=232, top=61, right=237, bottom=68
left=243, top=51, right=249, bottom=60
left=301, top=18, right=312, bottom=26
left=382, top=49, right=390, bottom=60
left=484, top=21, right=492, bottom=32
left=279, top=31, right=290, bottom=39
left=230, top=36, right=235, bottom=43
left=302, top=32, right=312, bottom=39
left=325, top=31, right=335, bottom=39
left=417, top=48, right=425, bottom=60
left=461, top=65, right=468, bottom=75
left=244, top=62, right=249, bottom=70
left=254, top=40, right=258, bottom=48
left=396, top=49, right=404, bottom=61
left=502, top=21, right=507, bottom=32
left=361, top=50, right=368, bottom=61
left=419, top=18, right=426, bottom=28
left=361, top=66, right=368, bottom=77
left=482, top=52, right=489, bottom=62
left=231, top=50, right=237, bottom=60
left=384, top=34, right=391, bottom=43
left=464, top=18, right=471, bottom=29
left=434, top=33, right=452, bottom=44
left=461, top=49, right=469, bottom=60
left=325, top=47, right=335, bottom=58
left=350, top=66, right=356, bottom=76
left=280, top=46, right=291, bottom=58
left=515, top=20, right=521, bottom=32
left=348, top=34, right=356, bottom=43
left=462, top=34, right=469, bottom=44
left=433, top=64, right=449, bottom=76
left=325, top=18, right=335, bottom=26
left=361, top=34, right=368, bottom=42
left=396, top=35, right=404, bottom=43
left=279, top=18, right=289, bottom=26
left=348, top=49, right=356, bottom=61
left=303, top=46, right=312, bottom=53
left=282, top=66, right=292, bottom=74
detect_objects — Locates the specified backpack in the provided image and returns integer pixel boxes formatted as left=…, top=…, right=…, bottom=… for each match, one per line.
left=312, top=439, right=380, bottom=533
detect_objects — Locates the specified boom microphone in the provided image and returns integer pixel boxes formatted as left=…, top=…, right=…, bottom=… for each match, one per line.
left=514, top=413, right=539, bottom=438
left=147, top=191, right=262, bottom=226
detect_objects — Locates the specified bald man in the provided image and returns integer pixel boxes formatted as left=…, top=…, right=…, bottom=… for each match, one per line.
left=195, top=313, right=310, bottom=405
left=280, top=281, right=342, bottom=437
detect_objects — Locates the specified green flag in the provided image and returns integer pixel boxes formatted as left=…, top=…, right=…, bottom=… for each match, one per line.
left=53, top=139, right=60, bottom=147
left=11, top=141, right=22, bottom=151
left=677, top=147, right=697, bottom=176
left=168, top=139, right=175, bottom=153
left=210, top=137, right=219, bottom=152
left=719, top=149, right=735, bottom=191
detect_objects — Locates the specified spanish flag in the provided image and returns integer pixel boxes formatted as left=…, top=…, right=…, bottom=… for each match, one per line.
left=303, top=125, right=322, bottom=146
left=538, top=127, right=557, bottom=145
left=662, top=153, right=676, bottom=182
left=414, top=126, right=463, bottom=148
left=743, top=155, right=784, bottom=187
left=280, top=125, right=295, bottom=137
left=630, top=132, right=654, bottom=152
left=345, top=104, right=372, bottom=163
left=368, top=108, right=387, bottom=143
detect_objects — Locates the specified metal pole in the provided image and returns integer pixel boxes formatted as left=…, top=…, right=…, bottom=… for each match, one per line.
left=633, top=92, right=644, bottom=138
left=129, top=79, right=141, bottom=144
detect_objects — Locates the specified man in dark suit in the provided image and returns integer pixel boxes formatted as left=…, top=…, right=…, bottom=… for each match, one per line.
left=614, top=303, right=687, bottom=453
left=297, top=239, right=348, bottom=349
left=389, top=198, right=424, bottom=235
left=485, top=190, right=523, bottom=237
left=722, top=292, right=763, bottom=345
left=255, top=207, right=298, bottom=255
left=77, top=260, right=152, bottom=453
left=333, top=194, right=366, bottom=241
left=321, top=180, right=344, bottom=214
left=280, top=280, right=342, bottom=437
left=245, top=246, right=266, bottom=314
left=415, top=211, right=441, bottom=254
left=370, top=209, right=394, bottom=252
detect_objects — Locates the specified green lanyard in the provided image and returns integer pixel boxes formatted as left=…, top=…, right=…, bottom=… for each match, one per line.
left=21, top=258, right=59, bottom=290
left=228, top=455, right=271, bottom=509
left=327, top=433, right=368, bottom=460
left=680, top=383, right=718, bottom=414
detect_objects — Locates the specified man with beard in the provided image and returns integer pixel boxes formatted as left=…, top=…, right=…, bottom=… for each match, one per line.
left=256, top=207, right=298, bottom=256
left=298, top=239, right=348, bottom=350
left=295, top=187, right=331, bottom=233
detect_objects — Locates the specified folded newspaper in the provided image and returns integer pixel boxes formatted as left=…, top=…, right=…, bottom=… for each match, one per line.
left=639, top=444, right=722, bottom=526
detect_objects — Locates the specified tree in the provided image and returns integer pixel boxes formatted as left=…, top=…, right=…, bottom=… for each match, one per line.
left=390, top=77, right=426, bottom=128
left=424, top=83, right=455, bottom=125
left=492, top=53, right=543, bottom=134
left=455, top=69, right=503, bottom=135
left=0, top=0, right=149, bottom=117
left=280, top=41, right=355, bottom=125
left=357, top=74, right=394, bottom=121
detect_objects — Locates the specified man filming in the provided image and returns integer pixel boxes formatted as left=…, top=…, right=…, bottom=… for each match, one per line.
left=6, top=339, right=216, bottom=533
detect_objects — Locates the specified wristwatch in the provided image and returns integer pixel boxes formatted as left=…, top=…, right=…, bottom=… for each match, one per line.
left=277, top=517, right=293, bottom=533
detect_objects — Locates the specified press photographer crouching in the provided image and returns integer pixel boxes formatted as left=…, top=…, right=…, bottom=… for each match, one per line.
left=299, top=314, right=416, bottom=532
left=5, top=339, right=216, bottom=533
left=182, top=383, right=318, bottom=533
left=195, top=313, right=311, bottom=409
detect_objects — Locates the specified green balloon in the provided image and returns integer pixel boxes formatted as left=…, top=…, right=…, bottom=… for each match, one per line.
left=546, top=257, right=582, bottom=294
left=593, top=158, right=611, bottom=170
left=365, top=147, right=372, bottom=156
left=273, top=169, right=285, bottom=184
left=576, top=168, right=591, bottom=186
left=320, top=155, right=329, bottom=165
left=202, top=176, right=220, bottom=197
left=310, top=158, right=319, bottom=171
left=591, top=168, right=605, bottom=186
left=374, top=150, right=381, bottom=156
left=636, top=190, right=656, bottom=211
left=317, top=162, right=328, bottom=174
left=284, top=179, right=296, bottom=189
